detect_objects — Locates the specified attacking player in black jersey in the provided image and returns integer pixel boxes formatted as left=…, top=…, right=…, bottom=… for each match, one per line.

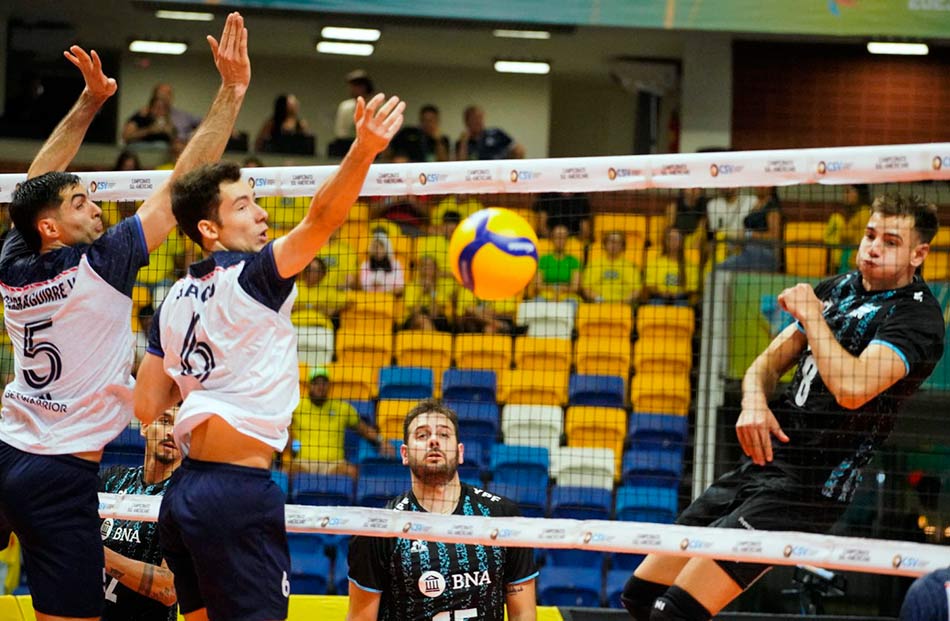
left=623, top=193, right=945, bottom=621
left=99, top=410, right=181, bottom=621
left=347, top=399, right=538, bottom=621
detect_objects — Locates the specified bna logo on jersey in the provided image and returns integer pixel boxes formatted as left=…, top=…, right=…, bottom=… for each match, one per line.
left=100, top=518, right=114, bottom=540
left=418, top=570, right=446, bottom=597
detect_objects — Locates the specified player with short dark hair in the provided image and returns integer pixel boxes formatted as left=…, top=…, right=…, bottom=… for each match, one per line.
left=622, top=193, right=945, bottom=621
left=347, top=398, right=538, bottom=621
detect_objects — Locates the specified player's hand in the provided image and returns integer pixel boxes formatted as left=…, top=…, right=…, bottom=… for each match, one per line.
left=778, top=283, right=823, bottom=327
left=63, top=46, right=117, bottom=103
left=353, top=93, right=406, bottom=156
left=207, top=12, right=250, bottom=93
left=735, top=395, right=789, bottom=466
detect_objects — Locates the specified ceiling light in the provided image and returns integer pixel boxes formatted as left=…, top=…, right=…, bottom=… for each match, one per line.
left=321, top=26, right=381, bottom=42
left=494, top=60, right=550, bottom=75
left=316, top=41, right=374, bottom=57
left=867, top=42, right=928, bottom=56
left=156, top=10, right=214, bottom=21
left=493, top=29, right=551, bottom=40
left=129, top=40, right=188, bottom=55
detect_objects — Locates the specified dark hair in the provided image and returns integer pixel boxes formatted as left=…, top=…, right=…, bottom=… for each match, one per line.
left=850, top=184, right=871, bottom=206
left=442, top=210, right=461, bottom=225
left=272, top=94, right=290, bottom=133
left=114, top=150, right=142, bottom=171
left=403, top=399, right=459, bottom=443
left=871, top=193, right=938, bottom=244
left=10, top=172, right=81, bottom=252
left=171, top=161, right=242, bottom=246
left=242, top=156, right=264, bottom=167
left=420, top=104, right=439, bottom=117
left=349, top=76, right=374, bottom=94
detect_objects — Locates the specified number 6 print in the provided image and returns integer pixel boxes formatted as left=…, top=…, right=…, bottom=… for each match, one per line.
left=180, top=313, right=216, bottom=382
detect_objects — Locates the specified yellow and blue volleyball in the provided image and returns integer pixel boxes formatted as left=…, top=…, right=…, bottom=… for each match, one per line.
left=448, top=208, right=539, bottom=300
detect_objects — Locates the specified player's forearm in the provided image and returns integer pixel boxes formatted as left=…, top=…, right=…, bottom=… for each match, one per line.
left=801, top=315, right=867, bottom=408
left=104, top=547, right=177, bottom=606
left=171, top=84, right=246, bottom=182
left=308, top=140, right=377, bottom=230
left=28, top=90, right=107, bottom=179
left=506, top=581, right=537, bottom=621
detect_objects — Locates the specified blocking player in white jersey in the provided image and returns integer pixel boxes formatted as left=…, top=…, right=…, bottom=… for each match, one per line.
left=0, top=13, right=250, bottom=621
left=133, top=93, right=404, bottom=620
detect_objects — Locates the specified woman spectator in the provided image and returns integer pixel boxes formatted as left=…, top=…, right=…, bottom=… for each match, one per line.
left=717, top=186, right=782, bottom=272
left=254, top=93, right=312, bottom=153
left=114, top=150, right=142, bottom=171
left=359, top=232, right=405, bottom=294
left=402, top=255, right=455, bottom=331
left=582, top=231, right=642, bottom=304
left=643, top=227, right=699, bottom=304
left=122, top=95, right=176, bottom=144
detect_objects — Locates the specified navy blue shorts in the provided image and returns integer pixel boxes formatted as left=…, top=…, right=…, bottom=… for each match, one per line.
left=0, top=440, right=103, bottom=617
left=159, top=458, right=290, bottom=620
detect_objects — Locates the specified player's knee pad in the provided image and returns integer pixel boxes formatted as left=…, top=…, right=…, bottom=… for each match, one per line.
left=649, top=585, right=712, bottom=621
left=621, top=575, right=669, bottom=620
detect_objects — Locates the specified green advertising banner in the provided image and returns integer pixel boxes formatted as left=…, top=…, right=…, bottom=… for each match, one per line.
left=161, top=0, right=950, bottom=38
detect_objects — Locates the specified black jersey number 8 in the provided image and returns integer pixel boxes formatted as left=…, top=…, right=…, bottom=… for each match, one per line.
left=181, top=312, right=216, bottom=382
left=22, top=318, right=63, bottom=390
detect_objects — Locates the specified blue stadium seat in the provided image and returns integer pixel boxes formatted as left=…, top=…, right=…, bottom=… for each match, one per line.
left=287, top=532, right=326, bottom=559
left=350, top=399, right=377, bottom=424
left=292, top=473, right=355, bottom=506
left=609, top=552, right=646, bottom=571
left=290, top=548, right=331, bottom=594
left=549, top=485, right=612, bottom=520
left=537, top=566, right=603, bottom=607
left=615, top=485, right=678, bottom=523
left=605, top=568, right=635, bottom=608
left=333, top=551, right=350, bottom=595
left=442, top=369, right=497, bottom=402
left=486, top=482, right=547, bottom=517
left=568, top=374, right=626, bottom=408
left=343, top=399, right=379, bottom=464
left=356, top=475, right=410, bottom=507
left=627, top=412, right=688, bottom=450
left=489, top=445, right=550, bottom=488
left=270, top=469, right=289, bottom=497
left=448, top=401, right=499, bottom=456
left=378, top=366, right=434, bottom=400
left=621, top=448, right=683, bottom=488
left=101, top=425, right=146, bottom=469
left=359, top=460, right=406, bottom=481
left=545, top=549, right=606, bottom=568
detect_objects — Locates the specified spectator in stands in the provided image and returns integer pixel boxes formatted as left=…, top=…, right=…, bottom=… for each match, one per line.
left=360, top=231, right=405, bottom=294
left=391, top=104, right=451, bottom=163
left=100, top=409, right=180, bottom=618
left=403, top=255, right=456, bottom=331
left=717, top=186, right=783, bottom=272
left=826, top=184, right=872, bottom=274
left=318, top=228, right=360, bottom=291
left=242, top=155, right=264, bottom=167
left=456, top=286, right=520, bottom=334
left=899, top=566, right=950, bottom=621
left=114, top=150, right=142, bottom=171
left=582, top=231, right=642, bottom=304
left=331, top=70, right=375, bottom=157
left=122, top=94, right=176, bottom=144
left=533, top=224, right=582, bottom=302
left=254, top=93, right=312, bottom=153
left=455, top=105, right=525, bottom=160
left=415, top=209, right=461, bottom=278
left=705, top=187, right=757, bottom=239
left=644, top=227, right=698, bottom=304
left=667, top=188, right=708, bottom=237
left=289, top=367, right=389, bottom=478
left=295, top=256, right=350, bottom=326
left=534, top=192, right=592, bottom=243
left=150, top=82, right=202, bottom=141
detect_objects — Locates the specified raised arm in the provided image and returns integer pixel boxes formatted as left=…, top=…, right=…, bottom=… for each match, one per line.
left=136, top=11, right=251, bottom=251
left=104, top=548, right=176, bottom=607
left=27, top=47, right=116, bottom=179
left=272, top=93, right=405, bottom=279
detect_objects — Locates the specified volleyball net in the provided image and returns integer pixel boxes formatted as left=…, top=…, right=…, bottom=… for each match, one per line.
left=2, top=143, right=949, bottom=613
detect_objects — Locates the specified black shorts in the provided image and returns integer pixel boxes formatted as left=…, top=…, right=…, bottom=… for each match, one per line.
left=677, top=458, right=849, bottom=589
left=0, top=440, right=103, bottom=617
left=159, top=458, right=290, bottom=621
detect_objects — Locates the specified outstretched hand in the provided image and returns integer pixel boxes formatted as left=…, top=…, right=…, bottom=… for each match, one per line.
left=207, top=12, right=250, bottom=92
left=353, top=93, right=406, bottom=156
left=63, top=46, right=117, bottom=102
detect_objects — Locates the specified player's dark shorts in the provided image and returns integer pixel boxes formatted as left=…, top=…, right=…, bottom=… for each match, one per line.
left=159, top=458, right=290, bottom=621
left=676, top=458, right=849, bottom=589
left=0, top=440, right=103, bottom=617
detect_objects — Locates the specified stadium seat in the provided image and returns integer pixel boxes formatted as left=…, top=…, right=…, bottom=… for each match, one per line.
left=568, top=374, right=626, bottom=408
left=499, top=369, right=570, bottom=406
left=784, top=221, right=829, bottom=278
left=565, top=406, right=627, bottom=478
left=549, top=485, right=612, bottom=520
left=292, top=473, right=355, bottom=506
left=575, top=336, right=631, bottom=381
left=487, top=481, right=547, bottom=517
left=489, top=445, right=550, bottom=488
left=296, top=325, right=335, bottom=368
left=378, top=366, right=434, bottom=400
left=632, top=336, right=692, bottom=375
left=551, top=446, right=615, bottom=490
left=454, top=333, right=513, bottom=377
left=630, top=371, right=690, bottom=415
left=458, top=442, right=486, bottom=480
left=923, top=228, right=950, bottom=282
left=606, top=568, right=639, bottom=608
left=441, top=369, right=497, bottom=403
left=376, top=399, right=417, bottom=441
left=501, top=404, right=563, bottom=452
left=609, top=552, right=646, bottom=571
left=635, top=305, right=694, bottom=340
left=356, top=474, right=411, bottom=508
left=101, top=425, right=146, bottom=469
left=271, top=469, right=289, bottom=497
left=621, top=448, right=684, bottom=488
left=327, top=363, right=377, bottom=401
left=339, top=291, right=397, bottom=333
left=516, top=300, right=576, bottom=339
left=544, top=548, right=607, bottom=569
left=350, top=399, right=376, bottom=424
left=593, top=213, right=649, bottom=266
left=335, top=328, right=394, bottom=374
left=577, top=303, right=633, bottom=338
left=627, top=412, right=688, bottom=451
left=394, top=331, right=452, bottom=395
left=290, top=549, right=331, bottom=594
left=615, top=485, right=678, bottom=523
left=514, top=336, right=572, bottom=373
left=537, top=566, right=603, bottom=607
left=447, top=401, right=499, bottom=455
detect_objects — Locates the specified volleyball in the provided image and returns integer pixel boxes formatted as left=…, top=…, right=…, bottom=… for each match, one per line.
left=448, top=208, right=539, bottom=300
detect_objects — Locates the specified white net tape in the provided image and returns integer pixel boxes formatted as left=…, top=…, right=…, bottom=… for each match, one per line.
left=2, top=143, right=949, bottom=202
left=99, top=492, right=947, bottom=578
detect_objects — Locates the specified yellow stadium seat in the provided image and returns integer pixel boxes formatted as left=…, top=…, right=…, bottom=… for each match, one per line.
left=574, top=336, right=631, bottom=381
left=592, top=213, right=648, bottom=266
left=339, top=292, right=396, bottom=333
left=630, top=371, right=690, bottom=415
left=349, top=201, right=370, bottom=222
left=454, top=334, right=513, bottom=376
left=514, top=336, right=572, bottom=373
left=377, top=399, right=416, bottom=441
left=923, top=228, right=950, bottom=282
left=335, top=221, right=370, bottom=260
left=499, top=369, right=569, bottom=406
left=327, top=362, right=377, bottom=401
left=335, top=329, right=393, bottom=373
left=565, top=405, right=627, bottom=478
left=395, top=331, right=453, bottom=396
left=577, top=303, right=633, bottom=338
left=633, top=336, right=692, bottom=375
left=635, top=305, right=694, bottom=340
left=784, top=221, right=829, bottom=278
left=647, top=215, right=670, bottom=248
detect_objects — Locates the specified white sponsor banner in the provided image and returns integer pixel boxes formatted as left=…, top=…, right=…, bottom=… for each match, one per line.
left=807, top=144, right=939, bottom=185
left=693, top=150, right=811, bottom=188
left=79, top=170, right=171, bottom=202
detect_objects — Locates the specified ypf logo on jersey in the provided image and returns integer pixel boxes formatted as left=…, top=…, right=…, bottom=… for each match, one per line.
left=418, top=571, right=446, bottom=597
